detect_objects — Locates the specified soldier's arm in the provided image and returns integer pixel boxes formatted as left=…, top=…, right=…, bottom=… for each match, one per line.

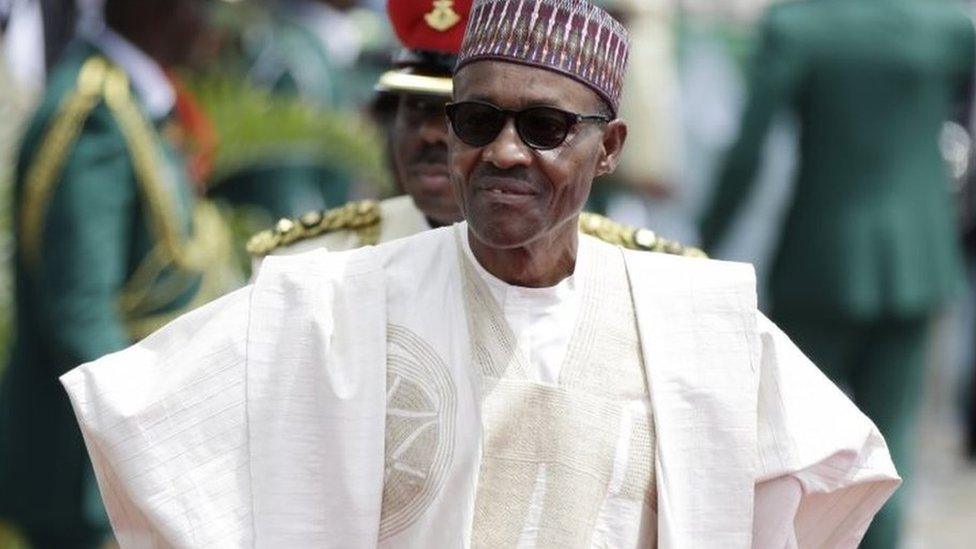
left=950, top=13, right=976, bottom=245
left=27, top=113, right=137, bottom=372
left=699, top=9, right=805, bottom=251
left=954, top=13, right=976, bottom=126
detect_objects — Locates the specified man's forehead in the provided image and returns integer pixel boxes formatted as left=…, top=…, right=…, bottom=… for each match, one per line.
left=453, top=60, right=601, bottom=111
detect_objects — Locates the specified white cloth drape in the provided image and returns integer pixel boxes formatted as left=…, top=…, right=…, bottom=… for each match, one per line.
left=62, top=224, right=899, bottom=548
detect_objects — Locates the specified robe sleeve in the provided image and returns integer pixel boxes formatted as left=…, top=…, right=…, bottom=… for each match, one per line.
left=752, top=313, right=900, bottom=548
left=60, top=287, right=255, bottom=548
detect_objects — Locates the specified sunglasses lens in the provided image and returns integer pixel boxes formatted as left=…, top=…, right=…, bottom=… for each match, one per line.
left=518, top=108, right=572, bottom=149
left=448, top=103, right=505, bottom=147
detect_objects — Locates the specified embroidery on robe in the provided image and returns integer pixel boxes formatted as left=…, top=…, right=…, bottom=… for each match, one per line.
left=457, top=251, right=531, bottom=381
left=379, top=324, right=458, bottom=541
left=455, top=230, right=657, bottom=547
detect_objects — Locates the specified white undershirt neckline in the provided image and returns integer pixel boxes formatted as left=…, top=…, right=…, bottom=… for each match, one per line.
left=457, top=224, right=584, bottom=385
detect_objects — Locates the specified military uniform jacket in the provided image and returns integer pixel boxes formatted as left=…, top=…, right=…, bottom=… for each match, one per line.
left=0, top=40, right=235, bottom=532
left=701, top=0, right=976, bottom=319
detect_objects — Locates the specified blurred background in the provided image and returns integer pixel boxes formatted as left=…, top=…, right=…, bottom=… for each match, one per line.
left=1, top=0, right=975, bottom=547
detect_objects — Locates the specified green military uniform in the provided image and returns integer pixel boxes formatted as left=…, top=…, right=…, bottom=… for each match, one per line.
left=0, top=41, right=237, bottom=547
left=699, top=1, right=975, bottom=546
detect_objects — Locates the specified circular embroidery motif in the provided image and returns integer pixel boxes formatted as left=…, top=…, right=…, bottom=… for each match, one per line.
left=379, top=325, right=457, bottom=541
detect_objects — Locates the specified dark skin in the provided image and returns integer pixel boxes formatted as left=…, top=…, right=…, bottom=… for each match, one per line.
left=104, top=0, right=208, bottom=67
left=392, top=92, right=463, bottom=226
left=449, top=61, right=628, bottom=287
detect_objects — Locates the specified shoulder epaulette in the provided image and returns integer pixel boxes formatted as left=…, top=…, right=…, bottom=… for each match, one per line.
left=247, top=200, right=381, bottom=256
left=20, top=56, right=109, bottom=268
left=578, top=212, right=707, bottom=258
left=21, top=54, right=200, bottom=271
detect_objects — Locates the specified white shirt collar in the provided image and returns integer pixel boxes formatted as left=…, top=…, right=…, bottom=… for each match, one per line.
left=456, top=222, right=584, bottom=385
left=91, top=27, right=175, bottom=120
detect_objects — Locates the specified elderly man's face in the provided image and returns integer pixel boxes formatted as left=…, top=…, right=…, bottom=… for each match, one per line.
left=449, top=61, right=626, bottom=249
left=392, top=92, right=460, bottom=225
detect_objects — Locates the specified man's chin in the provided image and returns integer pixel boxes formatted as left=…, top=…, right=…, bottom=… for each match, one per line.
left=467, top=219, right=542, bottom=250
left=425, top=210, right=464, bottom=227
left=411, top=196, right=462, bottom=225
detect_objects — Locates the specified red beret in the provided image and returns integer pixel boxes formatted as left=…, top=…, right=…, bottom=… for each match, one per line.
left=387, top=0, right=472, bottom=54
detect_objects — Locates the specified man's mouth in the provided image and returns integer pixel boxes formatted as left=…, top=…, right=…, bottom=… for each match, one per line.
left=411, top=164, right=452, bottom=189
left=476, top=178, right=537, bottom=196
left=487, top=188, right=525, bottom=196
left=413, top=163, right=449, bottom=177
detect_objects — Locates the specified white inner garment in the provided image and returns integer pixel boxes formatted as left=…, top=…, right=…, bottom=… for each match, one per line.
left=459, top=229, right=584, bottom=384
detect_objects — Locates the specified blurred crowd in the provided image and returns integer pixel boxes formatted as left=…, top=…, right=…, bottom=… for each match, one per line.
left=2, top=0, right=976, bottom=547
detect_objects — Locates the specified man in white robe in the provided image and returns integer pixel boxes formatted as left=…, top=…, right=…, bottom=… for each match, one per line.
left=60, top=0, right=898, bottom=547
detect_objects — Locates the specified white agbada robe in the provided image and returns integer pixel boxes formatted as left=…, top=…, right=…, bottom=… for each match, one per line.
left=61, top=223, right=899, bottom=548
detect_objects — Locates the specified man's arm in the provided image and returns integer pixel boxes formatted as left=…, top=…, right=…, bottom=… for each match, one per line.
left=699, top=9, right=805, bottom=250
left=60, top=287, right=255, bottom=547
left=753, top=314, right=899, bottom=548
left=62, top=247, right=390, bottom=546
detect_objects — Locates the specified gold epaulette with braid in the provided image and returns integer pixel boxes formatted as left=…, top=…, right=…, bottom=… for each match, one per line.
left=20, top=55, right=200, bottom=271
left=19, top=55, right=235, bottom=340
left=20, top=57, right=108, bottom=267
left=247, top=200, right=382, bottom=257
left=579, top=212, right=707, bottom=258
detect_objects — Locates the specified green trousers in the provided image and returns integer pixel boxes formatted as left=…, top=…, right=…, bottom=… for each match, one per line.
left=773, top=310, right=929, bottom=549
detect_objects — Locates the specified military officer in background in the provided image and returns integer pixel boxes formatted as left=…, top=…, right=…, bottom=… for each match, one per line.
left=0, top=0, right=239, bottom=546
left=248, top=0, right=701, bottom=264
left=699, top=1, right=975, bottom=547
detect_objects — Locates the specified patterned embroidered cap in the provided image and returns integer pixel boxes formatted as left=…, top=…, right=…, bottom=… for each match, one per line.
left=456, top=0, right=629, bottom=116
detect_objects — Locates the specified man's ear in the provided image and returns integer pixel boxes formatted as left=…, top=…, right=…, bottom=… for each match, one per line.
left=595, top=118, right=627, bottom=178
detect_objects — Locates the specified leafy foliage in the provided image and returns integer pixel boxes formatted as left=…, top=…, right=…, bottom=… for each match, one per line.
left=185, top=74, right=392, bottom=194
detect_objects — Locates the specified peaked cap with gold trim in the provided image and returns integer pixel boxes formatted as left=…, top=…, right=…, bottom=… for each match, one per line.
left=376, top=0, right=473, bottom=97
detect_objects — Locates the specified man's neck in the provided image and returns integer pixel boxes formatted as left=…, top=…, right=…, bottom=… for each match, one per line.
left=466, top=220, right=579, bottom=288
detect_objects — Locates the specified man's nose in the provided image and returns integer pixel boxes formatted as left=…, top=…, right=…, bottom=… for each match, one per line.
left=482, top=119, right=531, bottom=169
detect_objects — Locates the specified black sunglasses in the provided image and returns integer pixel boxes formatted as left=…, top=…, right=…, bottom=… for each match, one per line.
left=445, top=100, right=611, bottom=151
